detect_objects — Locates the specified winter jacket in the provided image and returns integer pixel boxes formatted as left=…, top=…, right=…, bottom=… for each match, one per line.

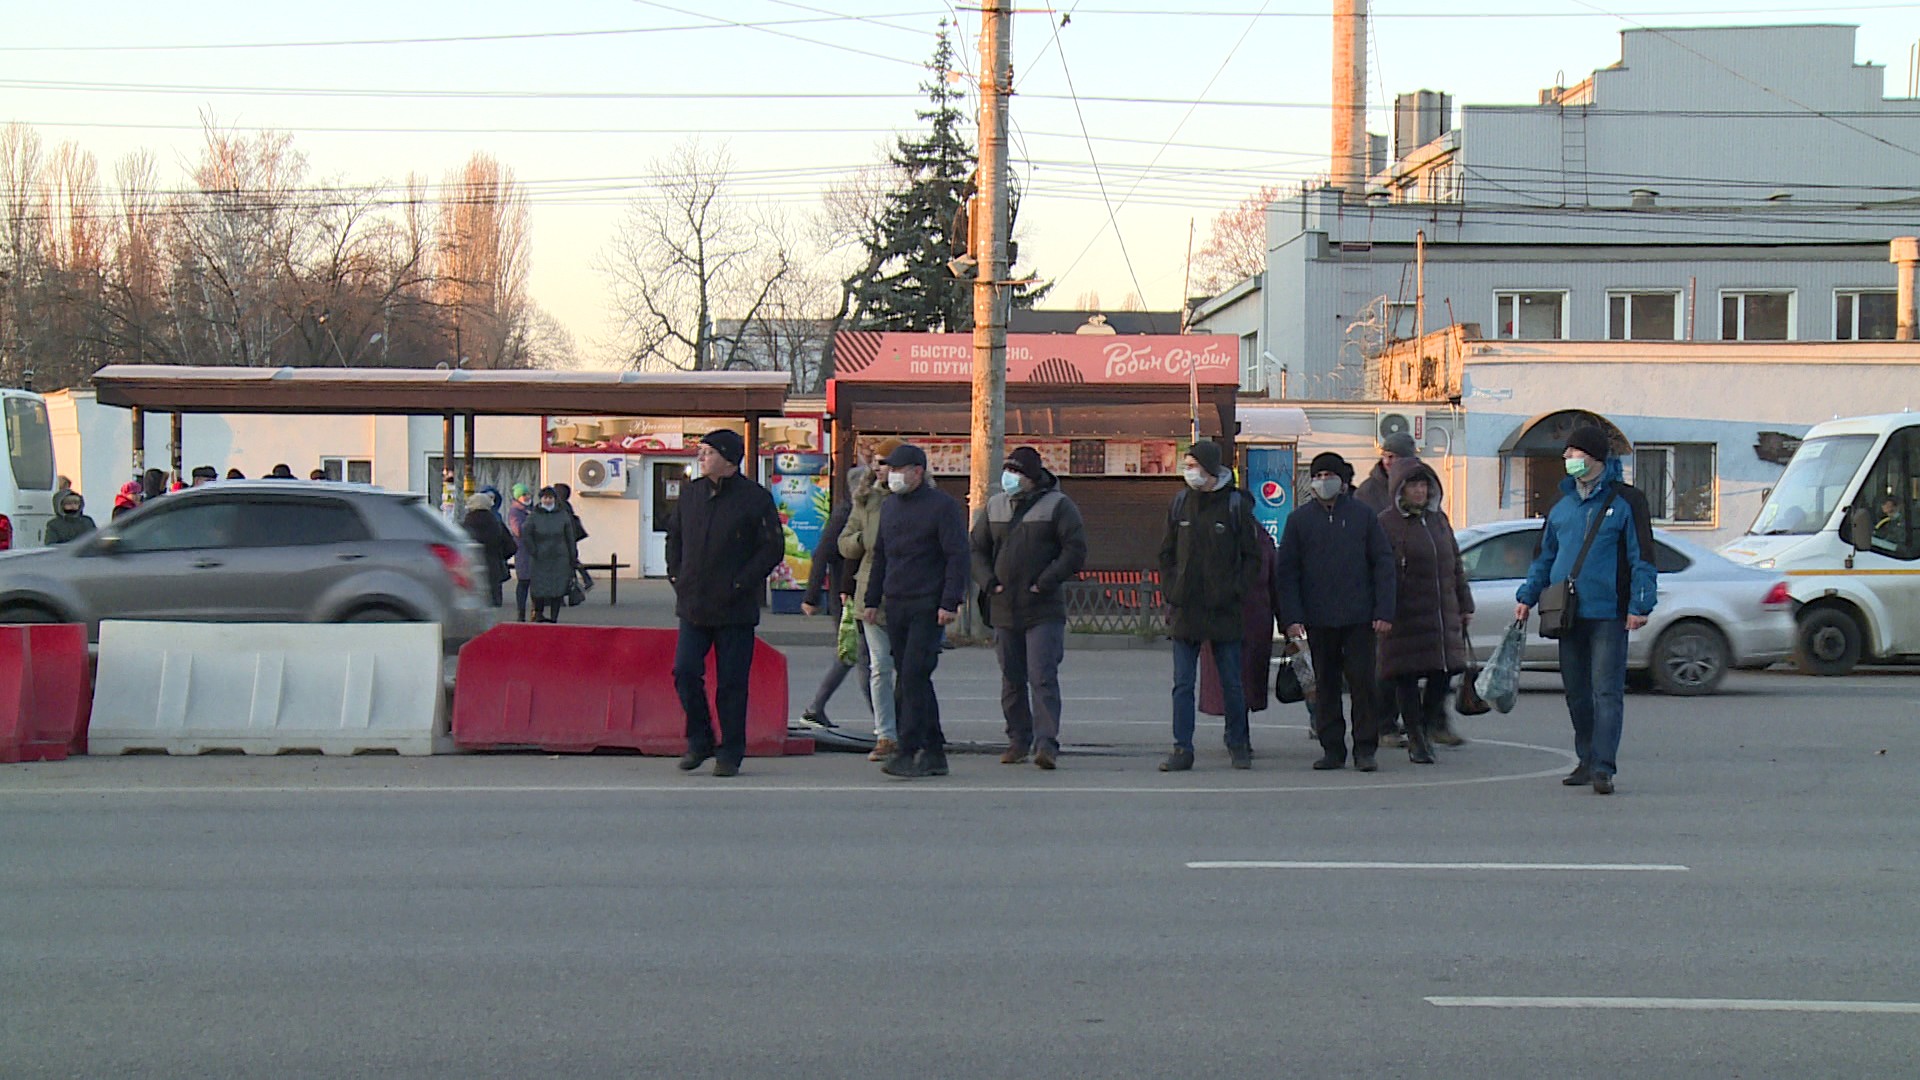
left=969, top=470, right=1088, bottom=630
left=506, top=499, right=533, bottom=578
left=1158, top=468, right=1264, bottom=642
left=44, top=494, right=96, bottom=546
left=804, top=498, right=855, bottom=608
left=864, top=479, right=969, bottom=612
left=462, top=508, right=518, bottom=586
left=1376, top=459, right=1474, bottom=678
left=558, top=496, right=589, bottom=545
left=667, top=472, right=785, bottom=627
left=519, top=506, right=579, bottom=601
left=1200, top=530, right=1283, bottom=714
left=838, top=469, right=890, bottom=620
left=1275, top=491, right=1397, bottom=629
left=1354, top=459, right=1395, bottom=514
left=1518, top=456, right=1658, bottom=621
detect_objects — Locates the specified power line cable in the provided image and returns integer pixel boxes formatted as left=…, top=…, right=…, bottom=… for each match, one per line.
left=630, top=0, right=929, bottom=70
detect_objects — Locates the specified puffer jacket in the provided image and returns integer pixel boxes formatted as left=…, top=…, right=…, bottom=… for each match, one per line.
left=519, top=505, right=579, bottom=600
left=1376, top=459, right=1474, bottom=678
left=1518, top=456, right=1657, bottom=621
left=44, top=493, right=97, bottom=545
left=1158, top=468, right=1263, bottom=642
left=838, top=468, right=889, bottom=623
left=969, top=470, right=1088, bottom=630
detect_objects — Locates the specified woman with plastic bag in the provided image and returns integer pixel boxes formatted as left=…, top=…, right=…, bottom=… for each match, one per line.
left=1375, top=459, right=1474, bottom=764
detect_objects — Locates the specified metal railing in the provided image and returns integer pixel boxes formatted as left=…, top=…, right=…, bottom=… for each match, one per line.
left=1061, top=569, right=1166, bottom=636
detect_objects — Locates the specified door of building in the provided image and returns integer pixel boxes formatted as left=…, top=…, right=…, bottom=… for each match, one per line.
left=1526, top=455, right=1566, bottom=519
left=639, top=457, right=687, bottom=576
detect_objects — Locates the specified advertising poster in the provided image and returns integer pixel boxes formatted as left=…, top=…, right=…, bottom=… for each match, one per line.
left=766, top=451, right=832, bottom=591
left=1244, top=446, right=1296, bottom=545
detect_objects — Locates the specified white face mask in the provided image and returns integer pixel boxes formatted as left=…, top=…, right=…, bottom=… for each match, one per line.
left=1310, top=476, right=1343, bottom=501
left=1183, top=467, right=1210, bottom=490
left=887, top=471, right=911, bottom=494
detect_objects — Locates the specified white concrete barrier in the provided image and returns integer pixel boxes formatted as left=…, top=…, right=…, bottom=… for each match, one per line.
left=88, top=621, right=445, bottom=756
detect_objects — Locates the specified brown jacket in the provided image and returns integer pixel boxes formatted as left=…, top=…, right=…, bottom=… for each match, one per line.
left=1376, top=459, right=1474, bottom=678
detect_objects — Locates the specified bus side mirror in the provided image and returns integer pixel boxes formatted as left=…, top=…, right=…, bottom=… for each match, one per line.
left=1845, top=509, right=1873, bottom=552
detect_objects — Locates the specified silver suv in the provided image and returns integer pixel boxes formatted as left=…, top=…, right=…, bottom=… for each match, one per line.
left=0, top=482, right=493, bottom=652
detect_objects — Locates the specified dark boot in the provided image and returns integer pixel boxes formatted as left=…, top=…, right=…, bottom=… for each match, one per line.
left=1562, top=765, right=1592, bottom=786
left=882, top=750, right=929, bottom=779
left=918, top=747, right=949, bottom=776
left=1159, top=747, right=1195, bottom=772
left=1407, top=726, right=1436, bottom=765
left=678, top=745, right=714, bottom=771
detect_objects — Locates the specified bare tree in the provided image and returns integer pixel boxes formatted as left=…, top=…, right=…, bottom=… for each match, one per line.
left=0, top=123, right=48, bottom=384
left=1193, top=185, right=1279, bottom=296
left=436, top=152, right=530, bottom=368
left=602, top=140, right=794, bottom=372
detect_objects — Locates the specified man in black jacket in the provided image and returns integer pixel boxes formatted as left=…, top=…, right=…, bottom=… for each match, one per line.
left=970, top=446, right=1088, bottom=770
left=1278, top=451, right=1398, bottom=772
left=862, top=443, right=969, bottom=779
left=1157, top=439, right=1264, bottom=772
left=666, top=429, right=785, bottom=777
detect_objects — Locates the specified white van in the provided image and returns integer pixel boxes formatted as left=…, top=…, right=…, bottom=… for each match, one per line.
left=0, top=389, right=57, bottom=551
left=1721, top=412, right=1920, bottom=674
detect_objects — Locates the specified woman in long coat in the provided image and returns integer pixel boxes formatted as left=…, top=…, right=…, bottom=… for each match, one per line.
left=1376, top=458, right=1474, bottom=764
left=461, top=493, right=518, bottom=609
left=519, top=486, right=579, bottom=623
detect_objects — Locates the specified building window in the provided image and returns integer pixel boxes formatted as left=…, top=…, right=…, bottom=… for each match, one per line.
left=1835, top=290, right=1897, bottom=341
left=1494, top=291, right=1567, bottom=341
left=1239, top=334, right=1261, bottom=393
left=1634, top=443, right=1716, bottom=524
left=1607, top=291, right=1680, bottom=341
left=320, top=457, right=372, bottom=484
left=1719, top=290, right=1794, bottom=341
left=1387, top=302, right=1416, bottom=340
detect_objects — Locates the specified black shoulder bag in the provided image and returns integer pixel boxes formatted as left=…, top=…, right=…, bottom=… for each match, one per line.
left=1536, top=491, right=1616, bottom=640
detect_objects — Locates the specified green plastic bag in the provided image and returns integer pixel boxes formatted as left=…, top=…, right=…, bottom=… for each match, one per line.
left=837, top=603, right=860, bottom=667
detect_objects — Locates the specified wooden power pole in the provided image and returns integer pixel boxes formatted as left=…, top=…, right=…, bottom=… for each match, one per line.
left=969, top=0, right=1012, bottom=550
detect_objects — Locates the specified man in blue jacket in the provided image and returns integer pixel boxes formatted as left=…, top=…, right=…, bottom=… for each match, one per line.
left=1515, top=425, right=1657, bottom=795
left=863, top=443, right=970, bottom=779
left=1278, top=452, right=1398, bottom=772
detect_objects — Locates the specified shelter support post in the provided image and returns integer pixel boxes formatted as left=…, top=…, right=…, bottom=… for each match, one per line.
left=169, top=412, right=183, bottom=485
left=441, top=413, right=454, bottom=510
left=463, top=413, right=477, bottom=497
left=130, top=407, right=145, bottom=475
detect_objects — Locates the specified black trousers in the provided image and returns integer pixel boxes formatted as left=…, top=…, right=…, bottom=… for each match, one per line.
left=1394, top=671, right=1452, bottom=735
left=1309, top=624, right=1380, bottom=759
left=885, top=597, right=947, bottom=756
left=674, top=621, right=757, bottom=763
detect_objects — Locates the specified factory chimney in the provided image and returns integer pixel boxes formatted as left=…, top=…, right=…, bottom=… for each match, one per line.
left=1331, top=0, right=1369, bottom=197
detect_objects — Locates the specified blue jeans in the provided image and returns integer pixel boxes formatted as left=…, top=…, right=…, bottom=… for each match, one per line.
left=995, top=619, right=1066, bottom=753
left=1559, top=618, right=1628, bottom=777
left=674, top=621, right=758, bottom=764
left=1172, top=638, right=1248, bottom=752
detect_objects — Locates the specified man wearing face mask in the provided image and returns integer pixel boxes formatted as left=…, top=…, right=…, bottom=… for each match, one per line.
left=1515, top=425, right=1656, bottom=796
left=839, top=438, right=904, bottom=761
left=666, top=429, right=786, bottom=778
left=862, top=443, right=970, bottom=779
left=1157, top=439, right=1264, bottom=772
left=1277, top=452, right=1397, bottom=772
left=970, top=446, right=1088, bottom=770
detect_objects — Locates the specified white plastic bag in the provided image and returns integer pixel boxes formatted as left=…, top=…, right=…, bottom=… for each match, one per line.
left=1474, top=620, right=1526, bottom=714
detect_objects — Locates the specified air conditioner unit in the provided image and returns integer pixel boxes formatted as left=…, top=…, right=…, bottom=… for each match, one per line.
left=574, top=456, right=630, bottom=496
left=1377, top=410, right=1421, bottom=446
left=1423, top=425, right=1452, bottom=458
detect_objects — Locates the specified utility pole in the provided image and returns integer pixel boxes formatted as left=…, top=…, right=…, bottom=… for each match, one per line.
left=968, top=0, right=1012, bottom=630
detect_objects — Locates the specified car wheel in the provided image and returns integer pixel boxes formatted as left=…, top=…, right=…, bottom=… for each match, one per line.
left=1795, top=606, right=1863, bottom=677
left=343, top=606, right=413, bottom=623
left=0, top=604, right=61, bottom=624
left=1650, top=621, right=1729, bottom=696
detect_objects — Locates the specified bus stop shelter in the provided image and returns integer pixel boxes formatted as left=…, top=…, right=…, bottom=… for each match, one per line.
left=89, top=365, right=794, bottom=494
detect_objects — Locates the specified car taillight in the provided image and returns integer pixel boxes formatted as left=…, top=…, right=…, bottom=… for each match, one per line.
left=1762, top=582, right=1792, bottom=609
left=0, top=513, right=11, bottom=551
left=429, top=543, right=474, bottom=591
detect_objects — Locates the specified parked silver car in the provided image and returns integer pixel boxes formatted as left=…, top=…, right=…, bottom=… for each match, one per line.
left=1458, top=520, right=1794, bottom=695
left=0, top=482, right=493, bottom=652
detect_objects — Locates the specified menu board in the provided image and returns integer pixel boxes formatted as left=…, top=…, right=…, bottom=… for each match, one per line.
left=858, top=436, right=1184, bottom=478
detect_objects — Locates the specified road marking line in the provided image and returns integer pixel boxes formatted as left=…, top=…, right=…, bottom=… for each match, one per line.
left=1189, top=861, right=1689, bottom=872
left=1426, top=996, right=1920, bottom=1014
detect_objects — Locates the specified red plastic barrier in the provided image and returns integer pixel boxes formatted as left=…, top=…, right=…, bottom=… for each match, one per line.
left=0, top=624, right=93, bottom=763
left=452, top=625, right=811, bottom=756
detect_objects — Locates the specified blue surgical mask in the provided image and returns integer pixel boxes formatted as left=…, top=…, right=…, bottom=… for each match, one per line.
left=1565, top=457, right=1592, bottom=479
left=1001, top=471, right=1024, bottom=495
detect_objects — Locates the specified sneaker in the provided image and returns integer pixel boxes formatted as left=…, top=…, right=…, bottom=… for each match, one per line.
left=1033, top=748, right=1057, bottom=770
left=799, top=709, right=835, bottom=730
left=1431, top=728, right=1465, bottom=747
left=1354, top=752, right=1379, bottom=773
left=867, top=737, right=897, bottom=763
left=1158, top=747, right=1194, bottom=772
left=1229, top=745, right=1252, bottom=770
left=1000, top=744, right=1030, bottom=765
left=678, top=746, right=714, bottom=771
left=881, top=751, right=929, bottom=778
left=712, top=759, right=740, bottom=778
left=1312, top=754, right=1346, bottom=771
left=919, top=748, right=950, bottom=777
left=1592, top=773, right=1615, bottom=795
left=1562, top=765, right=1592, bottom=786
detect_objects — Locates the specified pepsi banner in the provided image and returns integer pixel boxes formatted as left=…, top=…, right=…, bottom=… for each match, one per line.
left=1244, top=446, right=1295, bottom=544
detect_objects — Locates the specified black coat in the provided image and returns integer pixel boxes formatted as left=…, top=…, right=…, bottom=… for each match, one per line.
left=804, top=501, right=854, bottom=608
left=864, top=480, right=969, bottom=612
left=1276, top=492, right=1397, bottom=629
left=520, top=506, right=578, bottom=600
left=969, top=474, right=1088, bottom=630
left=44, top=495, right=96, bottom=545
left=462, top=508, right=518, bottom=585
left=1375, top=460, right=1474, bottom=677
left=1158, top=471, right=1264, bottom=642
left=667, top=472, right=785, bottom=627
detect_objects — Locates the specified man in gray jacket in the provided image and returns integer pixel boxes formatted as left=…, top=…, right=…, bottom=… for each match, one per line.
left=970, top=446, right=1088, bottom=770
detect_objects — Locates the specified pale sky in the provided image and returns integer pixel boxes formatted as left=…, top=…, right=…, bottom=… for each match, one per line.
left=5, top=1, right=1917, bottom=364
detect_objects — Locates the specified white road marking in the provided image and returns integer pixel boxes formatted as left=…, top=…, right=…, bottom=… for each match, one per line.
left=1190, top=861, right=1689, bottom=872
left=1426, top=996, right=1920, bottom=1015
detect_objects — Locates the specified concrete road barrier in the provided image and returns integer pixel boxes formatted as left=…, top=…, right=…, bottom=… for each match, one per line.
left=0, top=624, right=92, bottom=763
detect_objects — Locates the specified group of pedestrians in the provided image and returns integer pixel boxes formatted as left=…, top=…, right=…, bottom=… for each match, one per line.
left=490, top=480, right=588, bottom=624
left=662, top=424, right=1656, bottom=791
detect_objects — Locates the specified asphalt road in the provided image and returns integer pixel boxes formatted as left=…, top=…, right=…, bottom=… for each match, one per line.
left=4, top=647, right=1918, bottom=1078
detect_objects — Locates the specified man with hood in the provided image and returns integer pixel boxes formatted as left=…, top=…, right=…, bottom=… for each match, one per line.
left=667, top=429, right=786, bottom=778
left=1156, top=439, right=1263, bottom=772
left=1515, top=425, right=1657, bottom=796
left=971, top=445, right=1088, bottom=770
left=1354, top=430, right=1420, bottom=747
left=44, top=489, right=96, bottom=545
left=839, top=438, right=903, bottom=761
left=1375, top=458, right=1474, bottom=765
left=1277, top=452, right=1397, bottom=772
